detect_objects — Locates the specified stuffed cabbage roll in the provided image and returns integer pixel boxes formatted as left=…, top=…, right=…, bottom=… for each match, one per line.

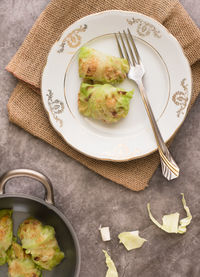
left=79, top=47, right=129, bottom=84
left=18, top=218, right=64, bottom=271
left=78, top=83, right=134, bottom=123
left=7, top=241, right=42, bottom=277
left=0, top=209, right=13, bottom=265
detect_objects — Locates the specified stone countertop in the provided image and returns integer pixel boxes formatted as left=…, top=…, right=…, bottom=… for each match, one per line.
left=0, top=1, right=200, bottom=276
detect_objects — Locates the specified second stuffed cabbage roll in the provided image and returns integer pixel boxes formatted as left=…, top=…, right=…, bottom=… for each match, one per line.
left=78, top=83, right=134, bottom=123
left=79, top=47, right=129, bottom=84
left=7, top=241, right=42, bottom=277
left=18, top=218, right=64, bottom=271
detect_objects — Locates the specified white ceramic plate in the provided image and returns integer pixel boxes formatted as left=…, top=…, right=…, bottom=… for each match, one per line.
left=42, top=10, right=192, bottom=161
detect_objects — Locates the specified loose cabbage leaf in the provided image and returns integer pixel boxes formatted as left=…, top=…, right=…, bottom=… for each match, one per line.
left=162, top=213, right=180, bottom=233
left=178, top=193, right=192, bottom=234
left=147, top=193, right=192, bottom=234
left=103, top=250, right=118, bottom=277
left=118, top=231, right=147, bottom=251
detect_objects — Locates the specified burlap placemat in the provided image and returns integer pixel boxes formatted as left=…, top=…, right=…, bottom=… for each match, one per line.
left=6, top=0, right=200, bottom=191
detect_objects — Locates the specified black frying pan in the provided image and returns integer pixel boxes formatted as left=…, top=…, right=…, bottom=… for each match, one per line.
left=0, top=169, right=81, bottom=277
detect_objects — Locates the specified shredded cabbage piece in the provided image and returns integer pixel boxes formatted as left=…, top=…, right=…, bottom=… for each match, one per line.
left=147, top=193, right=192, bottom=234
left=178, top=193, right=192, bottom=234
left=162, top=213, right=180, bottom=233
left=118, top=231, right=147, bottom=251
left=103, top=250, right=118, bottom=277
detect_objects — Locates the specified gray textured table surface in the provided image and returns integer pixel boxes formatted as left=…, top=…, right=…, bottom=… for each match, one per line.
left=0, top=1, right=200, bottom=276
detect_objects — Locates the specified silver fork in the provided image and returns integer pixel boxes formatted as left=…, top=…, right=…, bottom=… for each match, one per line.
left=115, top=29, right=179, bottom=180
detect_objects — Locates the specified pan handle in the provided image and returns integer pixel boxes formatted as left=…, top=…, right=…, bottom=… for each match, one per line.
left=0, top=169, right=54, bottom=205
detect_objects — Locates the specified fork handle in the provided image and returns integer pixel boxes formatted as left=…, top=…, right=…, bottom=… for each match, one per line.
left=138, top=81, right=179, bottom=178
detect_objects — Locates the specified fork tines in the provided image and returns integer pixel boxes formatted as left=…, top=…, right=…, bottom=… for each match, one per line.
left=115, top=29, right=140, bottom=65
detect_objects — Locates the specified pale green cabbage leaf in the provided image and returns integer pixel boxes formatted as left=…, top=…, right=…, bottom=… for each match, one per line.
left=103, top=250, right=118, bottom=277
left=178, top=193, right=192, bottom=234
left=118, top=231, right=147, bottom=251
left=147, top=193, right=192, bottom=234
